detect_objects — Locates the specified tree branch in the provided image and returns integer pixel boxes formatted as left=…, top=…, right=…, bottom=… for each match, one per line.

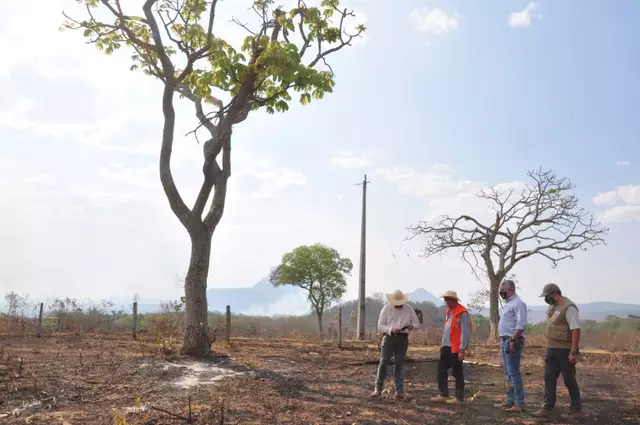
left=307, top=7, right=364, bottom=68
left=143, top=0, right=175, bottom=81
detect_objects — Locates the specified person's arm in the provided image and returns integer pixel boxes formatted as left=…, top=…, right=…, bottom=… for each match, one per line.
left=565, top=306, right=581, bottom=353
left=512, top=301, right=527, bottom=340
left=377, top=305, right=392, bottom=334
left=460, top=312, right=471, bottom=351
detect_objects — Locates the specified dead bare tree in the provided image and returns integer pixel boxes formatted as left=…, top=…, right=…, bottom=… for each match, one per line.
left=407, top=168, right=608, bottom=340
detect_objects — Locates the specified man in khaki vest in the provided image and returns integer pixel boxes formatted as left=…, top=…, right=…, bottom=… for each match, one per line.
left=533, top=283, right=584, bottom=419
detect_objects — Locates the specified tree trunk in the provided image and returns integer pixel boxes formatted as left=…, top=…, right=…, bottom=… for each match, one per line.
left=316, top=311, right=323, bottom=335
left=182, top=231, right=212, bottom=356
left=488, top=275, right=500, bottom=342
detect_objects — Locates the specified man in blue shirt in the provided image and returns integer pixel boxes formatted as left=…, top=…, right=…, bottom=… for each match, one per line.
left=495, top=279, right=528, bottom=412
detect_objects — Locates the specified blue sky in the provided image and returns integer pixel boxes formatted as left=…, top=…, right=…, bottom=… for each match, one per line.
left=0, top=0, right=639, bottom=309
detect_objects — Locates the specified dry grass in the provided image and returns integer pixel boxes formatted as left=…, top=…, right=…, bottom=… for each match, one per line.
left=1, top=331, right=640, bottom=425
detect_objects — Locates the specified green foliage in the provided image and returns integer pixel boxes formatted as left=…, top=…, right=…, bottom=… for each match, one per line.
left=61, top=0, right=365, bottom=113
left=270, top=244, right=353, bottom=319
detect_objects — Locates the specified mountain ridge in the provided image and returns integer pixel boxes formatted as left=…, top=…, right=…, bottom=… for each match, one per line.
left=4, top=279, right=639, bottom=322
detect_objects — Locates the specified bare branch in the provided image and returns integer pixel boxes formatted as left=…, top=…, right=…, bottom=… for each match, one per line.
left=231, top=17, right=256, bottom=35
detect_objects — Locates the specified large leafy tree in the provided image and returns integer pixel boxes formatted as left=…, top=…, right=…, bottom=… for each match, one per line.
left=270, top=244, right=353, bottom=333
left=407, top=169, right=608, bottom=341
left=62, top=0, right=364, bottom=355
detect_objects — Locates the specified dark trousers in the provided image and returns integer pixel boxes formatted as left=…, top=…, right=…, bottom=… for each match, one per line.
left=375, top=334, right=409, bottom=393
left=438, top=346, right=465, bottom=400
left=543, top=348, right=582, bottom=411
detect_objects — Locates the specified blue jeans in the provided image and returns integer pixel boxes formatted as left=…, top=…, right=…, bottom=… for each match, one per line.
left=501, top=338, right=525, bottom=405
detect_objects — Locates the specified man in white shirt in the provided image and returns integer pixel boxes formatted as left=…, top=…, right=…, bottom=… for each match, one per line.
left=370, top=290, right=421, bottom=401
left=495, top=279, right=528, bottom=412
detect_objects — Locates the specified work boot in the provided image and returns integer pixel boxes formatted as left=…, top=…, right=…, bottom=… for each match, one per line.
left=566, top=410, right=585, bottom=420
left=369, top=388, right=381, bottom=398
left=504, top=404, right=522, bottom=413
left=445, top=398, right=461, bottom=405
left=430, top=395, right=449, bottom=403
left=494, top=402, right=514, bottom=409
left=532, top=408, right=553, bottom=418
left=394, top=392, right=405, bottom=402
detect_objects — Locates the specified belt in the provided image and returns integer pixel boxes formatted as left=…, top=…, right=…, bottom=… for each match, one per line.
left=500, top=336, right=524, bottom=341
left=383, top=332, right=409, bottom=337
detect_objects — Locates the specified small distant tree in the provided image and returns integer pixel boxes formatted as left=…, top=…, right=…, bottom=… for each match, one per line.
left=62, top=0, right=364, bottom=356
left=270, top=244, right=353, bottom=333
left=407, top=168, right=608, bottom=341
left=4, top=292, right=29, bottom=317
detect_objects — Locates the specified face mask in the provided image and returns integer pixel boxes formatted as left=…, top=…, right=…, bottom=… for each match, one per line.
left=544, top=295, right=555, bottom=305
left=499, top=291, right=508, bottom=300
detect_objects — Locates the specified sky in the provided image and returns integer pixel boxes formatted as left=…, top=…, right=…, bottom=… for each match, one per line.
left=1, top=0, right=639, bottom=310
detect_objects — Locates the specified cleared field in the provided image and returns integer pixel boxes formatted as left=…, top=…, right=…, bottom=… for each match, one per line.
left=1, top=334, right=639, bottom=424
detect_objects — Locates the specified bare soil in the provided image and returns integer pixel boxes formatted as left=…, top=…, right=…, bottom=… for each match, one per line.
left=1, top=334, right=639, bottom=424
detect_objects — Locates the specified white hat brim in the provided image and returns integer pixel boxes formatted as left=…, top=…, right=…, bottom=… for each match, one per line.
left=387, top=292, right=409, bottom=306
left=440, top=292, right=460, bottom=301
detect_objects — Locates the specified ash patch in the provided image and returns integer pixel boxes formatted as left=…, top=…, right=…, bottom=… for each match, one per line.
left=137, top=358, right=244, bottom=389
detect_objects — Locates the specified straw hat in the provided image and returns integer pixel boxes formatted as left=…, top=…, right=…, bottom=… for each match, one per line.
left=440, top=290, right=460, bottom=301
left=387, top=290, right=409, bottom=306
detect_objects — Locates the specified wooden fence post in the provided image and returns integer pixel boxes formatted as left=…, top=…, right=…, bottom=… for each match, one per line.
left=132, top=302, right=138, bottom=340
left=36, top=303, right=43, bottom=338
left=225, top=305, right=231, bottom=343
left=338, top=308, right=342, bottom=349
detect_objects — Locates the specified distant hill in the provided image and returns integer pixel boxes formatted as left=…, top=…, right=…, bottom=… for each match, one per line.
left=206, top=276, right=308, bottom=315
left=409, top=288, right=443, bottom=306
left=4, top=282, right=638, bottom=323
left=525, top=302, right=640, bottom=324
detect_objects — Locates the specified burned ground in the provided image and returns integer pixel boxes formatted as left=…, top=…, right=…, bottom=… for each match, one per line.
left=1, top=334, right=639, bottom=424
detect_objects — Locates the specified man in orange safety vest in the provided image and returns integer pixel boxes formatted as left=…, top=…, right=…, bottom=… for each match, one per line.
left=431, top=290, right=472, bottom=405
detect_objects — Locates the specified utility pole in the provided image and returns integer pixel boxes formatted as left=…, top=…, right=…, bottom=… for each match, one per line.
left=356, top=174, right=369, bottom=340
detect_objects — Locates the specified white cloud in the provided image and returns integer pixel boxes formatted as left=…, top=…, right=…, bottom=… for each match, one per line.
left=618, top=185, right=640, bottom=204
left=430, top=163, right=455, bottom=174
left=96, top=152, right=307, bottom=202
left=97, top=163, right=158, bottom=190
left=598, top=205, right=640, bottom=224
left=508, top=2, right=542, bottom=28
left=410, top=8, right=459, bottom=35
left=616, top=160, right=631, bottom=167
left=593, top=185, right=640, bottom=206
left=377, top=162, right=534, bottom=225
left=593, top=184, right=640, bottom=223
left=235, top=154, right=307, bottom=200
left=592, top=190, right=619, bottom=207
left=330, top=150, right=375, bottom=169
left=375, top=164, right=477, bottom=198
left=425, top=181, right=527, bottom=224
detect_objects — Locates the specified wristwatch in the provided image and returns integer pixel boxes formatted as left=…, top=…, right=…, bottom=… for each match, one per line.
left=571, top=349, right=579, bottom=355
